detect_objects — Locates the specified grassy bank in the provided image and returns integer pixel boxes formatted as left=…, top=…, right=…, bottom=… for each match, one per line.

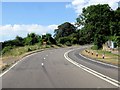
left=1, top=43, right=63, bottom=72
left=81, top=48, right=119, bottom=66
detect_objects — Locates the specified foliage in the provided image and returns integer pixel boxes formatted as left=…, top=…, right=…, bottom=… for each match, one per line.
left=2, top=46, right=13, bottom=54
left=54, top=22, right=76, bottom=40
left=76, top=4, right=120, bottom=48
left=91, top=45, right=99, bottom=50
left=58, top=37, right=71, bottom=44
left=65, top=41, right=72, bottom=46
left=24, top=33, right=40, bottom=45
left=2, top=4, right=120, bottom=54
left=2, top=32, right=57, bottom=54
left=27, top=48, right=32, bottom=52
left=42, top=33, right=56, bottom=45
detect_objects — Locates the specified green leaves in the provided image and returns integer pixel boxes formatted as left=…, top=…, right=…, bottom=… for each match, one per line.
left=54, top=22, right=76, bottom=40
left=76, top=4, right=120, bottom=48
left=24, top=33, right=40, bottom=45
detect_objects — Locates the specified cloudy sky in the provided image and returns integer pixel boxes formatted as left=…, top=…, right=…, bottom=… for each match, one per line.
left=1, top=0, right=119, bottom=42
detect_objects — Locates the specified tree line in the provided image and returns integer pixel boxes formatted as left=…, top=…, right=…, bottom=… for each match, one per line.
left=2, top=33, right=56, bottom=54
left=2, top=4, right=120, bottom=52
left=54, top=4, right=120, bottom=49
left=2, top=33, right=56, bottom=48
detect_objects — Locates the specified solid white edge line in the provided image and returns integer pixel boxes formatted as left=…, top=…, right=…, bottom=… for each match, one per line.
left=79, top=53, right=120, bottom=84
left=64, top=49, right=120, bottom=88
left=0, top=48, right=60, bottom=77
left=0, top=52, right=38, bottom=77
left=0, top=48, right=58, bottom=77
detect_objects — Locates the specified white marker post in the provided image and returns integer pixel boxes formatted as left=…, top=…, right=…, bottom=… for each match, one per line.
left=102, top=54, right=105, bottom=59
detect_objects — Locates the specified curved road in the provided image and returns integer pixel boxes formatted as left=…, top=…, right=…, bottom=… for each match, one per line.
left=2, top=46, right=118, bottom=88
left=68, top=47, right=119, bottom=81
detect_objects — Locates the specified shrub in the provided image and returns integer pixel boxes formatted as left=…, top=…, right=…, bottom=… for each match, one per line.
left=2, top=46, right=13, bottom=54
left=46, top=45, right=51, bottom=48
left=27, top=48, right=32, bottom=52
left=65, top=41, right=72, bottom=46
left=91, top=45, right=99, bottom=50
left=57, top=44, right=62, bottom=47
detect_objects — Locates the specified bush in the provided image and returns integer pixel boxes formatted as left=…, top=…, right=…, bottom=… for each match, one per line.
left=27, top=48, right=32, bottom=52
left=2, top=46, right=13, bottom=54
left=91, top=45, right=99, bottom=50
left=57, top=44, right=62, bottom=47
left=58, top=37, right=71, bottom=44
left=65, top=41, right=72, bottom=46
left=46, top=45, right=51, bottom=48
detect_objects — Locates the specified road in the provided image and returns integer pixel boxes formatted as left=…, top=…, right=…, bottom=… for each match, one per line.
left=68, top=47, right=119, bottom=81
left=2, top=46, right=119, bottom=88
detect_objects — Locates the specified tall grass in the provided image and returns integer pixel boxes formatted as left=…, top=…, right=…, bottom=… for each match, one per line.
left=2, top=43, right=44, bottom=57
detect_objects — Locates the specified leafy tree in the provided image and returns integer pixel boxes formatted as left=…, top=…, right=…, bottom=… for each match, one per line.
left=54, top=22, right=76, bottom=40
left=14, top=36, right=24, bottom=46
left=42, top=33, right=56, bottom=45
left=58, top=37, right=71, bottom=44
left=75, top=4, right=120, bottom=48
left=24, top=33, right=40, bottom=45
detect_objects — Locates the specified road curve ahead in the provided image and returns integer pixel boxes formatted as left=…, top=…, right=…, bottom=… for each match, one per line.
left=68, top=47, right=119, bottom=81
left=2, top=46, right=118, bottom=88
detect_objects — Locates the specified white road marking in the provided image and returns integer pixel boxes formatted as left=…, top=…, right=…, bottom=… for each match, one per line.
left=0, top=49, right=52, bottom=77
left=46, top=55, right=48, bottom=56
left=64, top=49, right=120, bottom=87
left=0, top=52, right=39, bottom=77
left=41, top=63, right=44, bottom=66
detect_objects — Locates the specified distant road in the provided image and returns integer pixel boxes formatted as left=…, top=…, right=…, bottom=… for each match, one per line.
left=2, top=46, right=118, bottom=88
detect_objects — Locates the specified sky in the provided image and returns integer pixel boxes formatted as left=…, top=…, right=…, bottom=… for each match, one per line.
left=0, top=0, right=119, bottom=42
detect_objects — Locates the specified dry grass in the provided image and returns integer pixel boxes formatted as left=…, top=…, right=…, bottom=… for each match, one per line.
left=81, top=49, right=119, bottom=66
left=0, top=44, right=64, bottom=72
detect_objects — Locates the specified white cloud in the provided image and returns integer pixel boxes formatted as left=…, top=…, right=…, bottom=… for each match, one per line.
left=66, top=0, right=119, bottom=14
left=0, top=24, right=58, bottom=42
left=65, top=4, right=72, bottom=8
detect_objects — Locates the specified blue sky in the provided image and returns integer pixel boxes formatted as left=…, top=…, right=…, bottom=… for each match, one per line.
left=1, top=0, right=119, bottom=42
left=2, top=2, right=76, bottom=25
left=1, top=2, right=77, bottom=42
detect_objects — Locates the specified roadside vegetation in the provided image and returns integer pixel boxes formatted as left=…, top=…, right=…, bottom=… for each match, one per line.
left=1, top=4, right=120, bottom=71
left=54, top=4, right=120, bottom=49
left=81, top=48, right=119, bottom=66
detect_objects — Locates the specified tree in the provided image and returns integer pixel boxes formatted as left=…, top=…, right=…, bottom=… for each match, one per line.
left=24, top=33, right=40, bottom=45
left=58, top=37, right=71, bottom=45
left=76, top=4, right=115, bottom=48
left=14, top=36, right=24, bottom=46
left=42, top=33, right=56, bottom=45
left=54, top=22, right=76, bottom=40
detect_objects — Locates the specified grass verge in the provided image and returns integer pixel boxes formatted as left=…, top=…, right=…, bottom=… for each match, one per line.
left=81, top=48, right=119, bottom=66
left=1, top=43, right=64, bottom=73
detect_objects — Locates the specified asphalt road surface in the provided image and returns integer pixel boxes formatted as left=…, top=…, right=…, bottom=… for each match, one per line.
left=2, top=46, right=119, bottom=88
left=68, top=47, right=119, bottom=81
